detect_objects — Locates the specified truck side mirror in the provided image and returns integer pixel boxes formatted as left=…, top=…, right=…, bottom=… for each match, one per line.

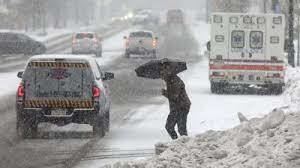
left=17, top=71, right=23, bottom=78
left=206, top=41, right=211, bottom=51
left=103, top=72, right=114, bottom=81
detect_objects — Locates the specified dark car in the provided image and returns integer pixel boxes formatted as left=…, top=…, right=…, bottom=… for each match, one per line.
left=0, top=32, right=46, bottom=55
left=16, top=55, right=114, bottom=138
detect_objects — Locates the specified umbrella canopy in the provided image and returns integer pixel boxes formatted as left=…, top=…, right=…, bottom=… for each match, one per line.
left=135, top=58, right=187, bottom=79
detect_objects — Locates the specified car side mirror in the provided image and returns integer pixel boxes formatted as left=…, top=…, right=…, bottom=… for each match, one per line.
left=123, top=36, right=127, bottom=40
left=103, top=72, right=114, bottom=81
left=206, top=41, right=211, bottom=51
left=17, top=71, right=23, bottom=78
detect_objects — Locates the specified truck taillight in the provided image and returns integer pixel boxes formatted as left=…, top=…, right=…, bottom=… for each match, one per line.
left=17, top=84, right=25, bottom=97
left=152, top=40, right=157, bottom=48
left=92, top=86, right=101, bottom=98
left=93, top=38, right=98, bottom=43
left=125, top=39, right=129, bottom=48
left=72, top=37, right=77, bottom=44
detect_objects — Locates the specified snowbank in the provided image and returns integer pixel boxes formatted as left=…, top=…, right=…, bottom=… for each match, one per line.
left=283, top=66, right=300, bottom=112
left=102, top=109, right=300, bottom=168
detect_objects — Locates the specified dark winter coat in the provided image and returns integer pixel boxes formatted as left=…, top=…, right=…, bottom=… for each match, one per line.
left=163, top=75, right=191, bottom=113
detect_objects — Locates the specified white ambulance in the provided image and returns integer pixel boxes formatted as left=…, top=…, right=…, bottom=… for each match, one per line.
left=209, top=13, right=285, bottom=94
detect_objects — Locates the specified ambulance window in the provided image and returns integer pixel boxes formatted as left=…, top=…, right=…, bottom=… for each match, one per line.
left=231, top=30, right=245, bottom=48
left=270, top=36, right=279, bottom=44
left=250, top=31, right=263, bottom=49
left=215, top=35, right=224, bottom=42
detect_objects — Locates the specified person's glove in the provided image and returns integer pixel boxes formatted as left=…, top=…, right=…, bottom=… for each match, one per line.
left=161, top=89, right=168, bottom=98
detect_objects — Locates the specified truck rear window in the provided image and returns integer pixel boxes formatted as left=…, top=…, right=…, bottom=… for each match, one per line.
left=129, top=32, right=152, bottom=38
left=75, top=33, right=94, bottom=39
left=23, top=62, right=94, bottom=99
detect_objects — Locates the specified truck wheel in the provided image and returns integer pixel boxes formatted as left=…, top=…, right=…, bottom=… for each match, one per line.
left=152, top=50, right=157, bottom=58
left=92, top=115, right=105, bottom=137
left=96, top=51, right=102, bottom=57
left=210, top=82, right=217, bottom=94
left=211, top=82, right=224, bottom=94
left=269, top=85, right=283, bottom=95
left=17, top=112, right=38, bottom=139
left=125, top=52, right=130, bottom=58
left=104, top=111, right=110, bottom=132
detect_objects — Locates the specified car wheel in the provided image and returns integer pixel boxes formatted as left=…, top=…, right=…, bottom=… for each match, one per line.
left=92, top=114, right=105, bottom=137
left=17, top=112, right=38, bottom=139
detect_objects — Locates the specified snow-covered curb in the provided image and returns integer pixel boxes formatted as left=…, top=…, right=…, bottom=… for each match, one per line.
left=103, top=108, right=300, bottom=168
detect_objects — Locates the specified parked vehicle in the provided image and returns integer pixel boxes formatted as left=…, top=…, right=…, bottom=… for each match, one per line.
left=124, top=31, right=158, bottom=58
left=209, top=13, right=285, bottom=94
left=0, top=32, right=46, bottom=55
left=16, top=55, right=114, bottom=138
left=72, top=32, right=102, bottom=57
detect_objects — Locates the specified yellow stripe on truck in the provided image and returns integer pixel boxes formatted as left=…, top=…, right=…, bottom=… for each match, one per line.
left=29, top=62, right=89, bottom=68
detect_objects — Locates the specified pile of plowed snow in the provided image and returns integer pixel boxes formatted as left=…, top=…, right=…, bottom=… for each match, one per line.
left=102, top=110, right=300, bottom=168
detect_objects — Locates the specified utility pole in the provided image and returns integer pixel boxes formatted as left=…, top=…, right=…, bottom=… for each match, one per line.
left=288, top=0, right=295, bottom=67
left=264, top=0, right=267, bottom=13
left=206, top=0, right=209, bottom=23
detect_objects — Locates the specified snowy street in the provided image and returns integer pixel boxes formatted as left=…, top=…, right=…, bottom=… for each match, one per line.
left=0, top=9, right=291, bottom=168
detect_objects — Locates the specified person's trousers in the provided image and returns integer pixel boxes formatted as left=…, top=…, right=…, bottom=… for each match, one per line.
left=165, top=110, right=189, bottom=140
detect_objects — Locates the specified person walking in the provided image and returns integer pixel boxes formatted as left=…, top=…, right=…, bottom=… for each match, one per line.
left=160, top=64, right=191, bottom=140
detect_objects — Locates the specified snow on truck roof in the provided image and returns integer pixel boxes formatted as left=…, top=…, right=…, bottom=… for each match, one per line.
left=28, top=54, right=96, bottom=62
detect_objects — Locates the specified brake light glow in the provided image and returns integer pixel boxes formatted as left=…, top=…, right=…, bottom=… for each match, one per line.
left=72, top=36, right=77, bottom=44
left=93, top=38, right=98, bottom=43
left=92, top=86, right=101, bottom=98
left=125, top=39, right=129, bottom=48
left=153, top=40, right=157, bottom=48
left=17, top=84, right=25, bottom=97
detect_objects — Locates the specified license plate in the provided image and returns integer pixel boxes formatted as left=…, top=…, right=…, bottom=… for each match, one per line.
left=51, top=109, right=67, bottom=116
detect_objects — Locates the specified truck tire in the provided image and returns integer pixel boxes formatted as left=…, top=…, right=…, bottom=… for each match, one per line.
left=92, top=115, right=105, bottom=137
left=96, top=51, right=102, bottom=57
left=104, top=111, right=110, bottom=132
left=125, top=52, right=130, bottom=58
left=17, top=112, right=38, bottom=139
left=269, top=85, right=283, bottom=95
left=211, top=82, right=224, bottom=94
left=152, top=50, right=157, bottom=58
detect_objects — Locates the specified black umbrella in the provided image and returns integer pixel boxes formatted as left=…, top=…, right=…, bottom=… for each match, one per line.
left=135, top=58, right=187, bottom=79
